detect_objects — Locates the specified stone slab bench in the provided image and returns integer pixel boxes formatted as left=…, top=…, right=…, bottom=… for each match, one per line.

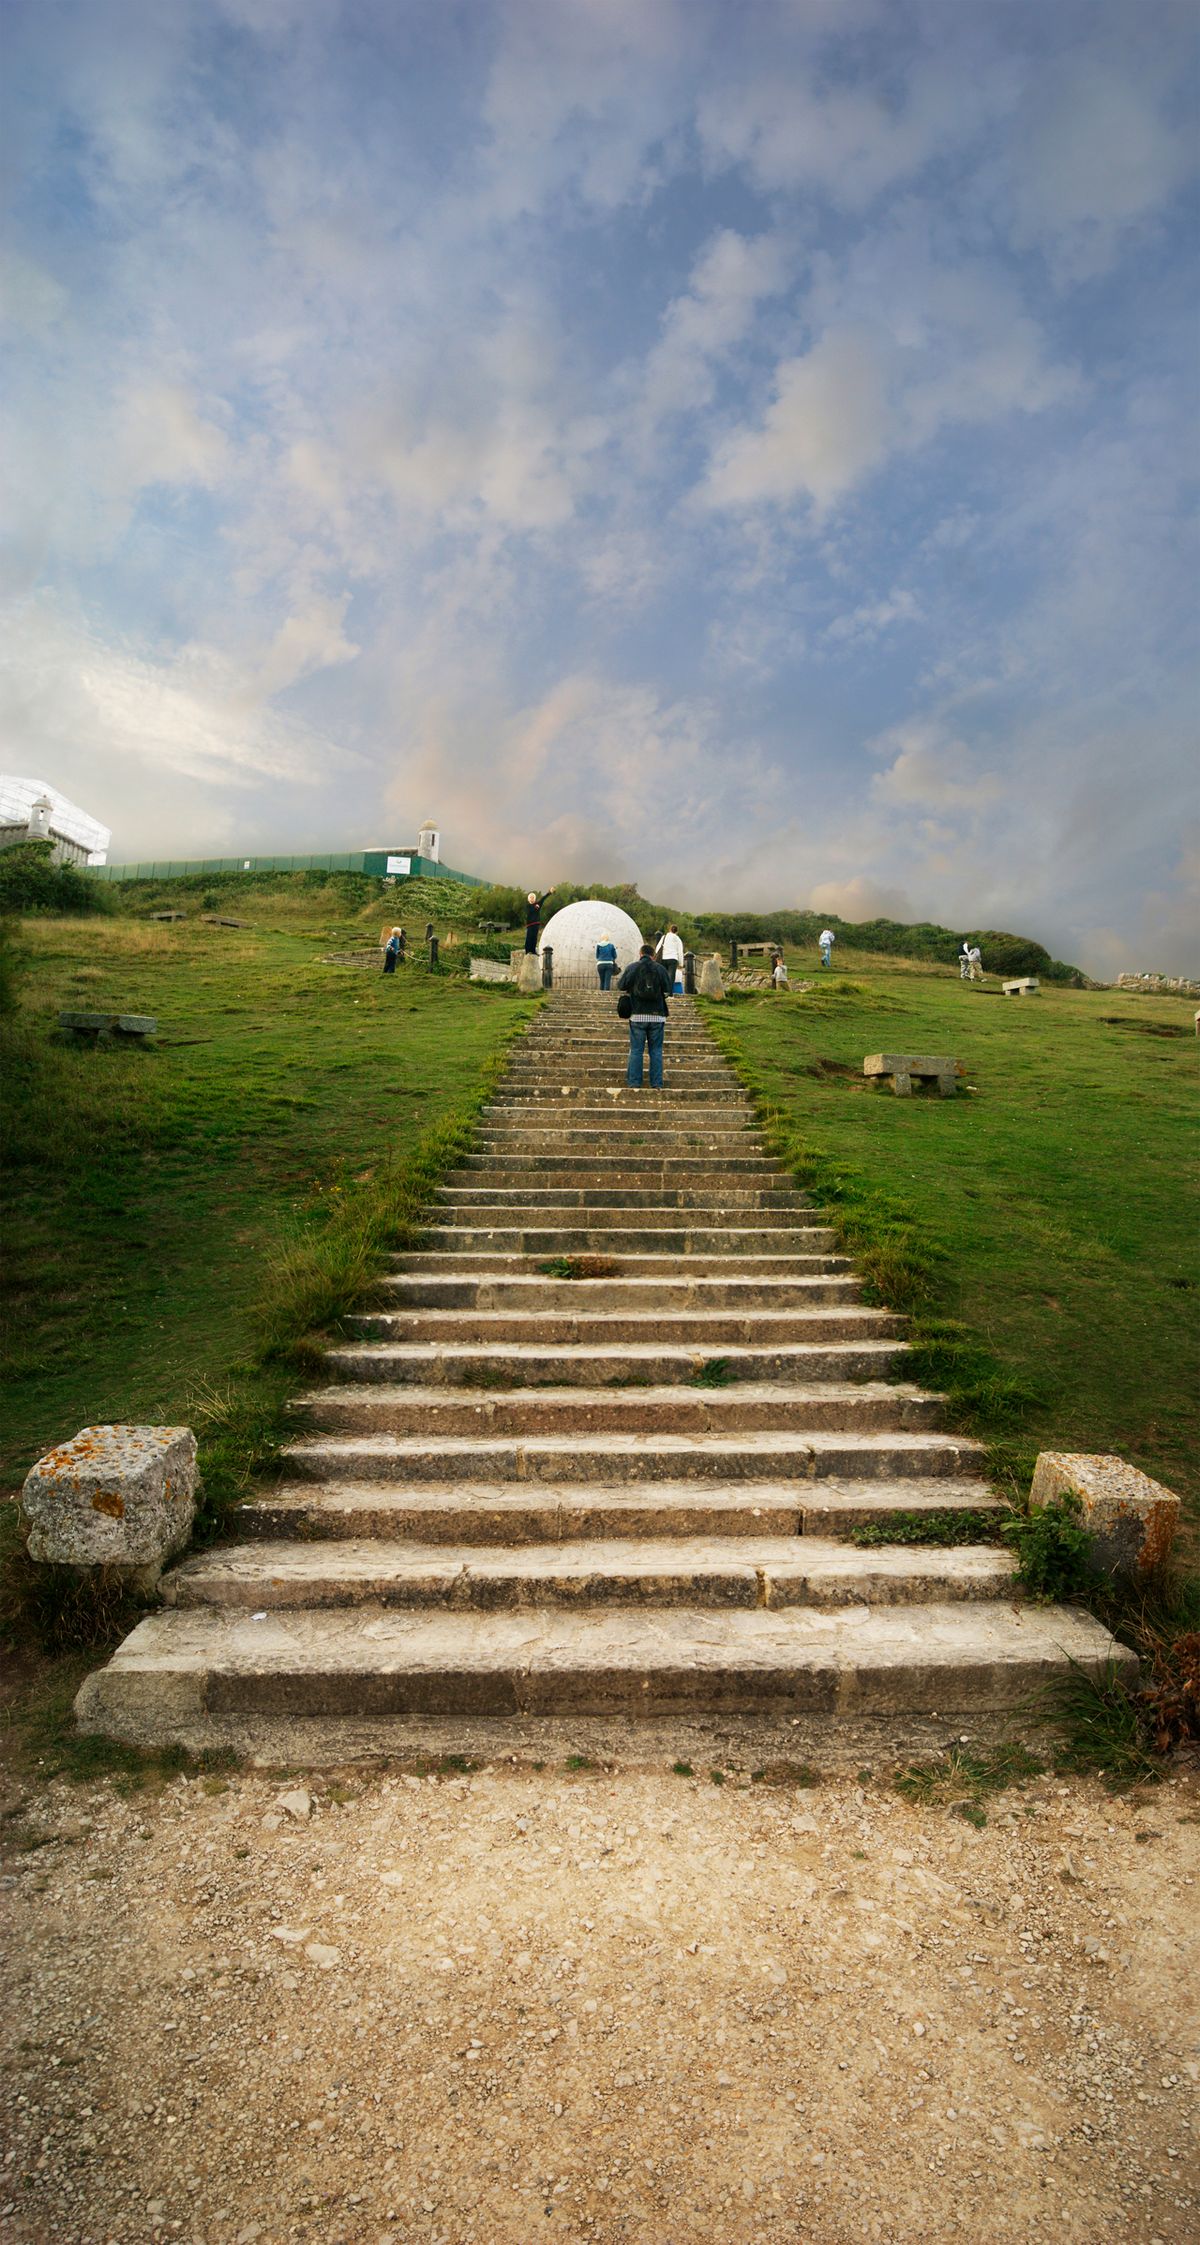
left=149, top=910, right=186, bottom=921
left=737, top=942, right=782, bottom=958
left=59, top=1011, right=157, bottom=1042
left=470, top=957, right=514, bottom=983
left=1003, top=977, right=1039, bottom=996
left=864, top=1052, right=959, bottom=1097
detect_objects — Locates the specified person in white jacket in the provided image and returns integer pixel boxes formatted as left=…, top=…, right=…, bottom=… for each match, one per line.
left=656, top=924, right=686, bottom=992
left=819, top=928, right=835, bottom=968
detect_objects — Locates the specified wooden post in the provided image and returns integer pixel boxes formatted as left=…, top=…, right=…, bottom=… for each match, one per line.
left=684, top=951, right=696, bottom=994
left=541, top=945, right=554, bottom=990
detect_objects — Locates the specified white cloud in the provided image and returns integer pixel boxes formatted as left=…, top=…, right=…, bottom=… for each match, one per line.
left=638, top=228, right=790, bottom=427
left=1010, top=54, right=1195, bottom=279
left=702, top=325, right=892, bottom=513
left=871, top=723, right=1002, bottom=816
left=0, top=599, right=360, bottom=829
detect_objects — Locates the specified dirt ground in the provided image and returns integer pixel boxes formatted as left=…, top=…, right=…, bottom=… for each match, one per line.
left=1, top=1749, right=1197, bottom=2245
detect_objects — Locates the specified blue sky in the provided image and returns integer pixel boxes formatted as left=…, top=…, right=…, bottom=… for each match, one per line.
left=2, top=0, right=1197, bottom=972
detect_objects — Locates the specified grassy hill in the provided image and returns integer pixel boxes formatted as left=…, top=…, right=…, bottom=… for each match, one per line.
left=0, top=904, right=536, bottom=1495
left=1, top=884, right=1194, bottom=1534
left=704, top=953, right=1198, bottom=1524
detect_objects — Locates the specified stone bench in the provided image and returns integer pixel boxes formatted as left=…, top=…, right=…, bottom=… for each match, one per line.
left=59, top=1012, right=157, bottom=1042
left=1003, top=977, right=1039, bottom=996
left=864, top=1052, right=959, bottom=1097
left=470, top=956, right=513, bottom=983
left=737, top=942, right=781, bottom=958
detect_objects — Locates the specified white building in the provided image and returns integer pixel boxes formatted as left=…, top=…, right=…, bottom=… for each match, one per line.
left=0, top=778, right=110, bottom=866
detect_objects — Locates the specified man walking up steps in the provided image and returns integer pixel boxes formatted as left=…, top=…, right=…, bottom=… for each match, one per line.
left=617, top=943, right=673, bottom=1088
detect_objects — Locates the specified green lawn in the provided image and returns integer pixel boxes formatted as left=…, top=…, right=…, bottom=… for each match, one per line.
left=0, top=912, right=534, bottom=1485
left=704, top=958, right=1199, bottom=1516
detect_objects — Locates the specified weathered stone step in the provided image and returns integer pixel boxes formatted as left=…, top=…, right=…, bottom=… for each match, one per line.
left=296, top=1381, right=945, bottom=1439
left=322, top=1339, right=909, bottom=1387
left=455, top=1167, right=785, bottom=1185
left=281, top=1428, right=982, bottom=1485
left=237, top=1474, right=1001, bottom=1543
left=424, top=1205, right=825, bottom=1232
left=347, top=1306, right=903, bottom=1343
left=406, top=1228, right=842, bottom=1257
left=394, top=1252, right=846, bottom=1279
left=164, top=1535, right=1016, bottom=1611
left=438, top=1185, right=812, bottom=1209
left=377, top=1273, right=861, bottom=1309
left=482, top=1104, right=752, bottom=1125
left=76, top=1602, right=1135, bottom=1737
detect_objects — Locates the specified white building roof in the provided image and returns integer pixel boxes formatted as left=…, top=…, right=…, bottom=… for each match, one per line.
left=0, top=777, right=110, bottom=861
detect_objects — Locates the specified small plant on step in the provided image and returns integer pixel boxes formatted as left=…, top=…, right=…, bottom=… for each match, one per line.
left=689, top=1358, right=734, bottom=1388
left=539, top=1254, right=619, bottom=1279
left=849, top=1509, right=1004, bottom=1548
left=1002, top=1489, right=1092, bottom=1601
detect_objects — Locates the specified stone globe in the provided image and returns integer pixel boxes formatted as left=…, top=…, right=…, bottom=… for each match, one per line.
left=537, top=898, right=644, bottom=982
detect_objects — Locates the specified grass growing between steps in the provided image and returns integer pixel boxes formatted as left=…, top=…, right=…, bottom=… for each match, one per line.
left=1, top=908, right=540, bottom=1652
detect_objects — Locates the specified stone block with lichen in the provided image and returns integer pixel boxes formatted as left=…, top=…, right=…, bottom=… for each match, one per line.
left=21, top=1425, right=197, bottom=1582
left=1030, top=1451, right=1179, bottom=1580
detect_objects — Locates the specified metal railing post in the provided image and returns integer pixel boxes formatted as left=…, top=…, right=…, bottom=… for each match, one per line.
left=684, top=951, right=696, bottom=994
left=541, top=945, right=554, bottom=989
left=729, top=940, right=739, bottom=970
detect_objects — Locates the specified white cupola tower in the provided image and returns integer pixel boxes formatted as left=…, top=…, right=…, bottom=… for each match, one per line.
left=28, top=795, right=53, bottom=841
left=418, top=819, right=441, bottom=863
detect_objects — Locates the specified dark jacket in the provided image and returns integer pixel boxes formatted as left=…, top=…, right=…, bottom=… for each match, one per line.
left=617, top=955, right=672, bottom=1017
left=525, top=893, right=552, bottom=932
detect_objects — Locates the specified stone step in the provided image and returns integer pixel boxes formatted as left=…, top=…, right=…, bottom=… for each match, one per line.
left=424, top=1204, right=825, bottom=1231
left=393, top=1252, right=846, bottom=1279
left=346, top=1306, right=903, bottom=1343
left=405, top=1229, right=843, bottom=1257
left=164, top=1535, right=1016, bottom=1611
left=455, top=1167, right=785, bottom=1185
left=296, top=1381, right=945, bottom=1439
left=76, top=1602, right=1134, bottom=1736
left=437, top=1186, right=812, bottom=1209
left=482, top=1105, right=752, bottom=1125
left=236, top=1474, right=1001, bottom=1543
left=376, top=1273, right=862, bottom=1309
left=321, top=1339, right=909, bottom=1387
left=280, top=1428, right=982, bottom=1485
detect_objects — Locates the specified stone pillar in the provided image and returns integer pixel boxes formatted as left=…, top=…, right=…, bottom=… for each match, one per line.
left=697, top=955, right=725, bottom=999
left=516, top=951, right=543, bottom=994
left=541, top=945, right=554, bottom=990
left=891, top=1071, right=913, bottom=1096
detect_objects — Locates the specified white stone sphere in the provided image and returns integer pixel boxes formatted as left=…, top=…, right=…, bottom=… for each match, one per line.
left=538, top=898, right=644, bottom=976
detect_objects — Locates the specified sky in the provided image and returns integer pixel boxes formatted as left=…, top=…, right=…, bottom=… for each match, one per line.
left=1, top=0, right=1197, bottom=974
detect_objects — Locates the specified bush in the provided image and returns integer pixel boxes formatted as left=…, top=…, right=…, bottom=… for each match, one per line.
left=1003, top=1491, right=1093, bottom=1601
left=0, top=841, right=112, bottom=917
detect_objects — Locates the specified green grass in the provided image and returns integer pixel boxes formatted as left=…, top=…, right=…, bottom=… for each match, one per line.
left=849, top=1509, right=1004, bottom=1548
left=701, top=962, right=1200, bottom=1519
left=895, top=1742, right=1045, bottom=1822
left=0, top=909, right=538, bottom=1643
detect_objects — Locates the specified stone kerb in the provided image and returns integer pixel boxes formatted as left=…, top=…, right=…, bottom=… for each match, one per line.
left=22, top=1425, right=198, bottom=1587
left=1030, top=1451, right=1180, bottom=1580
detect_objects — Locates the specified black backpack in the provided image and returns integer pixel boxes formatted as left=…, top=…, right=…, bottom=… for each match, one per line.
left=618, top=957, right=667, bottom=1017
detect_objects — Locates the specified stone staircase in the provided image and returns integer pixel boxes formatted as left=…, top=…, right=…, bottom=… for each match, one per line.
left=76, top=993, right=1132, bottom=1754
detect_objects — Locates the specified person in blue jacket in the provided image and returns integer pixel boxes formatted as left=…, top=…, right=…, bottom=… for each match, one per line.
left=595, top=932, right=618, bottom=990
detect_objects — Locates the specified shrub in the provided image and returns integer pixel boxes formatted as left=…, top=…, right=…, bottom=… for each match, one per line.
left=0, top=841, right=112, bottom=916
left=1003, top=1490, right=1093, bottom=1601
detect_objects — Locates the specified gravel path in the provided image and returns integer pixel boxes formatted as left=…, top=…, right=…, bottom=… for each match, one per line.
left=1, top=1754, right=1197, bottom=2245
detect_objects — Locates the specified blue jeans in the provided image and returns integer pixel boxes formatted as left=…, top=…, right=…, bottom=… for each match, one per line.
left=627, top=1019, right=664, bottom=1087
left=598, top=964, right=615, bottom=989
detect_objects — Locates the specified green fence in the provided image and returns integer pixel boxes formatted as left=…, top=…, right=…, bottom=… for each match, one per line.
left=88, top=852, right=482, bottom=886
